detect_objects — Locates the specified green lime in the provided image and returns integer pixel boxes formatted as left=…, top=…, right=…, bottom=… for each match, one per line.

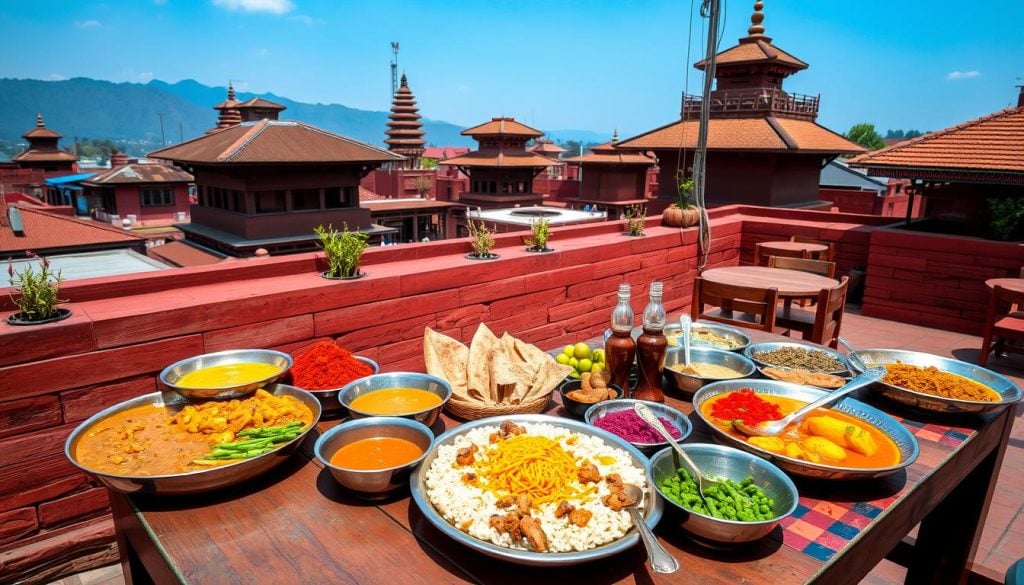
left=578, top=358, right=593, bottom=373
left=555, top=353, right=570, bottom=365
left=573, top=342, right=592, bottom=360
left=590, top=362, right=603, bottom=374
left=563, top=345, right=575, bottom=356
left=592, top=349, right=605, bottom=363
left=569, top=357, right=579, bottom=369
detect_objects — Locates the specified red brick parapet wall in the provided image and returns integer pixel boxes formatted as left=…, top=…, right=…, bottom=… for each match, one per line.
left=0, top=205, right=1020, bottom=582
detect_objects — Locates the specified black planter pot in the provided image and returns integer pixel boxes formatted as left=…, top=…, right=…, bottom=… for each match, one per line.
left=623, top=231, right=645, bottom=237
left=6, top=308, right=72, bottom=326
left=321, top=271, right=367, bottom=280
left=525, top=247, right=554, bottom=253
left=465, top=253, right=500, bottom=261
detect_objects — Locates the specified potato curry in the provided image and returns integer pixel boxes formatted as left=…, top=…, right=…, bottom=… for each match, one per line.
left=75, top=389, right=313, bottom=476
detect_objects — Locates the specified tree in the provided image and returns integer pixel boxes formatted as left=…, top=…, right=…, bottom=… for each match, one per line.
left=845, top=123, right=886, bottom=151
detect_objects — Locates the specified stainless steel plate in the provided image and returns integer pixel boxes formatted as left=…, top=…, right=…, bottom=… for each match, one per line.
left=65, top=383, right=321, bottom=495
left=409, top=414, right=664, bottom=566
left=692, top=379, right=919, bottom=480
left=665, top=321, right=752, bottom=352
left=745, top=341, right=849, bottom=375
left=849, top=349, right=1022, bottom=415
left=159, top=349, right=293, bottom=400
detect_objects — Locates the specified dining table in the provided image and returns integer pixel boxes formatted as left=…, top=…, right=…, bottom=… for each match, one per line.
left=700, top=266, right=839, bottom=300
left=985, top=278, right=1024, bottom=294
left=107, top=328, right=1016, bottom=585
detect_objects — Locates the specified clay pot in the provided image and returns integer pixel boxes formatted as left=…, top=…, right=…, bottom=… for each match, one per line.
left=662, top=206, right=701, bottom=228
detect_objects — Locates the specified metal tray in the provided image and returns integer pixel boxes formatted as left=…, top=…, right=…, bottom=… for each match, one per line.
left=409, top=414, right=664, bottom=566
left=692, top=379, right=919, bottom=480
left=65, top=383, right=321, bottom=495
left=848, top=349, right=1022, bottom=415
left=745, top=341, right=849, bottom=375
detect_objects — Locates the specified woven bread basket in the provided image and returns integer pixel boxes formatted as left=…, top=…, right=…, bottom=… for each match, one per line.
left=444, top=392, right=552, bottom=421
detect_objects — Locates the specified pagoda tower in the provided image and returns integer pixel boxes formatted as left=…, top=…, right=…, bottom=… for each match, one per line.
left=12, top=114, right=78, bottom=176
left=384, top=74, right=426, bottom=169
left=617, top=1, right=863, bottom=208
left=208, top=83, right=242, bottom=133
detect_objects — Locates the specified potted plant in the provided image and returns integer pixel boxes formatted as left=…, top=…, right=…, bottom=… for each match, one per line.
left=466, top=218, right=498, bottom=260
left=524, top=217, right=552, bottom=252
left=315, top=223, right=368, bottom=279
left=662, top=172, right=701, bottom=228
left=624, top=205, right=646, bottom=236
left=6, top=254, right=70, bottom=326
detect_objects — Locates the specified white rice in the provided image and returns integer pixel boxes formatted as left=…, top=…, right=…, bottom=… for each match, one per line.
left=424, top=422, right=647, bottom=553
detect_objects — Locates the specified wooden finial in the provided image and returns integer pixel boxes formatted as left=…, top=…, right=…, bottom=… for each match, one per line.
left=748, top=1, right=766, bottom=37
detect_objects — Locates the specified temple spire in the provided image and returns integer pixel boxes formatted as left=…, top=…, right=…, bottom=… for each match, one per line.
left=746, top=1, right=768, bottom=39
left=611, top=128, right=619, bottom=143
left=36, top=113, right=45, bottom=128
left=227, top=81, right=236, bottom=101
left=384, top=72, right=426, bottom=168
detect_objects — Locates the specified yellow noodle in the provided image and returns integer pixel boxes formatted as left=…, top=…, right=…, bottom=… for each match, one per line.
left=475, top=435, right=595, bottom=504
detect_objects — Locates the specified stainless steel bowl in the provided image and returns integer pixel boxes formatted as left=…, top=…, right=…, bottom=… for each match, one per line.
left=665, top=321, right=752, bottom=352
left=303, top=356, right=380, bottom=415
left=65, top=383, right=321, bottom=495
left=848, top=349, right=1023, bottom=414
left=649, top=443, right=798, bottom=544
left=340, top=372, right=452, bottom=427
left=314, top=416, right=433, bottom=499
left=584, top=399, right=692, bottom=455
left=558, top=379, right=623, bottom=418
left=692, top=379, right=919, bottom=479
left=159, top=349, right=293, bottom=400
left=664, top=347, right=757, bottom=395
left=409, top=414, right=664, bottom=566
left=745, top=341, right=849, bottom=376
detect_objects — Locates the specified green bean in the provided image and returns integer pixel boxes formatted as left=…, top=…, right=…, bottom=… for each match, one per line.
left=658, top=470, right=776, bottom=522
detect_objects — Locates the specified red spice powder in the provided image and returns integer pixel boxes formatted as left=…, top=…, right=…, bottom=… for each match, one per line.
left=710, top=389, right=783, bottom=426
left=292, top=340, right=373, bottom=390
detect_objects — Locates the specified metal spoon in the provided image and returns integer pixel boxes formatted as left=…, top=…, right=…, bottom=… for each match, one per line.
left=633, top=402, right=712, bottom=503
left=837, top=336, right=869, bottom=373
left=622, top=483, right=679, bottom=574
left=732, top=367, right=886, bottom=437
left=678, top=314, right=697, bottom=375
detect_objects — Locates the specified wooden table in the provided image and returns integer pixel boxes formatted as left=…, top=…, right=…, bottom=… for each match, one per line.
left=985, top=278, right=1024, bottom=293
left=109, top=329, right=1016, bottom=585
left=701, top=266, right=839, bottom=299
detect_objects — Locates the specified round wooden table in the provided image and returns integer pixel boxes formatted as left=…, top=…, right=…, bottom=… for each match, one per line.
left=985, top=278, right=1024, bottom=293
left=701, top=266, right=839, bottom=299
left=759, top=240, right=828, bottom=256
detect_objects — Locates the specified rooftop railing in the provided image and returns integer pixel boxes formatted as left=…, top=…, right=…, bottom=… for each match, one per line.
left=681, top=88, right=820, bottom=120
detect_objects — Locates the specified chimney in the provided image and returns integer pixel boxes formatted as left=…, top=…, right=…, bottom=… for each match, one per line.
left=1018, top=85, right=1024, bottom=108
left=110, top=151, right=129, bottom=168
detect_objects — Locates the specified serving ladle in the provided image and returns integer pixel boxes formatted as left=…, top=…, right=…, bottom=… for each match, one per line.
left=622, top=483, right=679, bottom=574
left=732, top=367, right=886, bottom=437
left=634, top=402, right=713, bottom=503
left=678, top=314, right=698, bottom=375
left=838, top=336, right=870, bottom=373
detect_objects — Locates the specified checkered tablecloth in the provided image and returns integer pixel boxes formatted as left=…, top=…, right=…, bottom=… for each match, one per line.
left=778, top=418, right=973, bottom=561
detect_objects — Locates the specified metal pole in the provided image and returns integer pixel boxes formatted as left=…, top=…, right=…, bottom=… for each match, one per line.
left=157, top=113, right=166, bottom=146
left=692, top=0, right=719, bottom=213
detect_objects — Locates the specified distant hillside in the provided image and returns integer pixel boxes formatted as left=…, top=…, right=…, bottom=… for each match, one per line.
left=0, top=77, right=474, bottom=156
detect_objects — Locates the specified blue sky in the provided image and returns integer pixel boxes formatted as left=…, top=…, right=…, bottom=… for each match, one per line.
left=1, top=0, right=1022, bottom=138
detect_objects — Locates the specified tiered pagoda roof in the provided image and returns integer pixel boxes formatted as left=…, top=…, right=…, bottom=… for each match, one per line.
left=849, top=106, right=1024, bottom=184
left=527, top=139, right=566, bottom=158
left=461, top=117, right=544, bottom=138
left=618, top=117, right=861, bottom=154
left=443, top=117, right=553, bottom=168
left=385, top=74, right=427, bottom=159
left=12, top=114, right=78, bottom=164
left=210, top=83, right=242, bottom=131
left=563, top=133, right=656, bottom=166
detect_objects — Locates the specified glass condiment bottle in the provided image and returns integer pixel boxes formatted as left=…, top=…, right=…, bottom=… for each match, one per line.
left=605, top=284, right=637, bottom=391
left=634, top=281, right=668, bottom=402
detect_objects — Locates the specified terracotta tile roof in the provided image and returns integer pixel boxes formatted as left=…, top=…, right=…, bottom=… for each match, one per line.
left=147, top=240, right=225, bottom=267
left=529, top=140, right=566, bottom=155
left=149, top=120, right=404, bottom=165
left=562, top=151, right=656, bottom=166
left=616, top=117, right=863, bottom=154
left=848, top=107, right=1024, bottom=174
left=696, top=39, right=807, bottom=71
left=422, top=147, right=470, bottom=159
left=461, top=117, right=544, bottom=138
left=236, top=97, right=286, bottom=111
left=439, top=150, right=556, bottom=168
left=0, top=206, right=145, bottom=255
left=83, top=163, right=193, bottom=186
left=22, top=127, right=62, bottom=140
left=358, top=186, right=387, bottom=202
left=11, top=150, right=79, bottom=162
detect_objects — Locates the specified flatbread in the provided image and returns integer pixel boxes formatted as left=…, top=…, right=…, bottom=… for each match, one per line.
left=467, top=324, right=502, bottom=404
left=423, top=328, right=470, bottom=399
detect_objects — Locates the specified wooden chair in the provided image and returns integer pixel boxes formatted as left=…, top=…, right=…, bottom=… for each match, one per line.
left=754, top=242, right=808, bottom=266
left=767, top=256, right=837, bottom=309
left=775, top=276, right=849, bottom=348
left=979, top=285, right=1024, bottom=366
left=691, top=276, right=779, bottom=332
left=791, top=235, right=837, bottom=263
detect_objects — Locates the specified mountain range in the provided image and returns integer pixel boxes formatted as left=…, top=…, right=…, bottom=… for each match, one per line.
left=0, top=77, right=608, bottom=157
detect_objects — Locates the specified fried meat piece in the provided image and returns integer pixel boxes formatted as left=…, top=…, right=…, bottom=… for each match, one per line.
left=605, top=473, right=623, bottom=491
left=519, top=515, right=548, bottom=552
left=489, top=514, right=522, bottom=541
left=568, top=508, right=593, bottom=527
left=602, top=489, right=636, bottom=511
left=461, top=472, right=478, bottom=486
left=496, top=495, right=516, bottom=509
left=577, top=460, right=601, bottom=484
left=554, top=501, right=574, bottom=518
left=500, top=421, right=526, bottom=437
left=455, top=443, right=477, bottom=466
left=515, top=494, right=533, bottom=516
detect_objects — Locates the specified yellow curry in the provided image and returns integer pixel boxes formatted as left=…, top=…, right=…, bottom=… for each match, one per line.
left=175, top=362, right=282, bottom=389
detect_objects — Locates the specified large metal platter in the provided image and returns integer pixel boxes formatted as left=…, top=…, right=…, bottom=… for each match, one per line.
left=692, top=379, right=919, bottom=480
left=409, top=414, right=664, bottom=566
left=745, top=341, right=849, bottom=375
left=65, top=383, right=321, bottom=495
left=848, top=349, right=1022, bottom=415
left=666, top=321, right=752, bottom=352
